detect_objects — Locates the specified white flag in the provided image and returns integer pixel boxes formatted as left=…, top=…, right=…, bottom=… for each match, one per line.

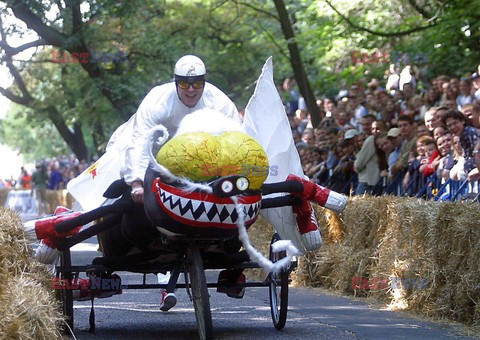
left=242, top=57, right=308, bottom=253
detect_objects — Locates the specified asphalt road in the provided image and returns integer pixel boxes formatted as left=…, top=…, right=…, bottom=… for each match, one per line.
left=62, top=239, right=476, bottom=340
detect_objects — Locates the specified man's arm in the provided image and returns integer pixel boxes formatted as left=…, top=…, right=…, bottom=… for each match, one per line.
left=124, top=86, right=171, bottom=202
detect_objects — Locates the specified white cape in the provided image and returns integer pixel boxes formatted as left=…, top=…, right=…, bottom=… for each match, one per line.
left=242, top=57, right=308, bottom=253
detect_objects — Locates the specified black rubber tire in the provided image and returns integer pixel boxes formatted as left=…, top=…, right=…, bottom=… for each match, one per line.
left=269, top=233, right=289, bottom=330
left=59, top=250, right=74, bottom=334
left=188, top=244, right=213, bottom=340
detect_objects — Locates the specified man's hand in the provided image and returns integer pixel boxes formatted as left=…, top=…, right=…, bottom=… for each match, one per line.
left=131, top=181, right=144, bottom=204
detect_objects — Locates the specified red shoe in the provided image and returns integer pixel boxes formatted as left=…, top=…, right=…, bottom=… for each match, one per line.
left=292, top=200, right=322, bottom=251
left=287, top=174, right=347, bottom=213
left=217, top=270, right=246, bottom=299
left=160, top=290, right=177, bottom=311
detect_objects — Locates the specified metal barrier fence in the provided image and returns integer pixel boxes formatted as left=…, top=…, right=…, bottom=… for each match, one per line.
left=321, top=171, right=479, bottom=202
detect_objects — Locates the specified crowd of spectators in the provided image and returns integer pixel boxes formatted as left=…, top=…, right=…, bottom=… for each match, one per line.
left=282, top=63, right=480, bottom=200
left=0, top=154, right=92, bottom=191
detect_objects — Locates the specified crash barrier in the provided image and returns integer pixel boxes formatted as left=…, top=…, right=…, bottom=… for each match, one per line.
left=0, top=207, right=63, bottom=338
left=323, top=170, right=480, bottom=201
left=292, top=198, right=480, bottom=329
left=3, top=189, right=74, bottom=216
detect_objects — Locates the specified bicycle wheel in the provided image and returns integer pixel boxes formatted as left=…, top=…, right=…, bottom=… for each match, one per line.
left=59, top=250, right=74, bottom=333
left=188, top=244, right=213, bottom=340
left=269, top=233, right=289, bottom=330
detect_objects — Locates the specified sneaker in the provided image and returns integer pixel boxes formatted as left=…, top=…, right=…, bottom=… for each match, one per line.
left=293, top=201, right=323, bottom=251
left=72, top=274, right=122, bottom=301
left=160, top=289, right=177, bottom=312
left=287, top=174, right=348, bottom=213
left=217, top=270, right=246, bottom=299
left=160, top=290, right=177, bottom=311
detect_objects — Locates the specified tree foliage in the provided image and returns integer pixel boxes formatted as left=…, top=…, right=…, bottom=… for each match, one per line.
left=0, top=0, right=479, bottom=161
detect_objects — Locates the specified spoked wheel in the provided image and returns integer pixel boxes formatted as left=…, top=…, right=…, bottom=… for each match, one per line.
left=269, top=233, right=289, bottom=330
left=188, top=244, right=213, bottom=340
left=59, top=249, right=74, bottom=334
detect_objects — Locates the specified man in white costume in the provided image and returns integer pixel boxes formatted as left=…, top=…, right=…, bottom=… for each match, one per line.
left=121, top=55, right=240, bottom=203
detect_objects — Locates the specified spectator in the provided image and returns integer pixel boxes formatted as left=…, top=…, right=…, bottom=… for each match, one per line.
left=329, top=139, right=356, bottom=194
left=19, top=167, right=32, bottom=189
left=357, top=132, right=367, bottom=149
left=450, top=135, right=467, bottom=181
left=419, top=138, right=440, bottom=177
left=386, top=127, right=404, bottom=179
left=422, top=89, right=441, bottom=112
left=48, top=163, right=64, bottom=190
left=470, top=72, right=480, bottom=102
left=461, top=104, right=480, bottom=129
left=417, top=123, right=430, bottom=138
left=374, top=132, right=394, bottom=180
left=299, top=129, right=315, bottom=147
left=436, top=132, right=454, bottom=182
left=353, top=115, right=380, bottom=195
left=353, top=95, right=368, bottom=130
left=371, top=120, right=388, bottom=135
left=424, top=107, right=442, bottom=133
left=391, top=115, right=418, bottom=176
left=402, top=135, right=431, bottom=191
left=324, top=127, right=339, bottom=148
left=443, top=109, right=478, bottom=175
left=433, top=125, right=448, bottom=141
left=457, top=79, right=474, bottom=110
left=32, top=163, right=49, bottom=214
left=380, top=99, right=399, bottom=127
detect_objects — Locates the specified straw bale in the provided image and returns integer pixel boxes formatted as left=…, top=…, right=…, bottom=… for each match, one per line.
left=298, top=195, right=480, bottom=328
left=0, top=208, right=32, bottom=276
left=244, top=215, right=275, bottom=281
left=0, top=207, right=63, bottom=339
left=0, top=270, right=62, bottom=339
left=45, top=189, right=74, bottom=214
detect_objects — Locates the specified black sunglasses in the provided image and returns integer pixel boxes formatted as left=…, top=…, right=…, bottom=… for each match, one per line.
left=176, top=79, right=205, bottom=90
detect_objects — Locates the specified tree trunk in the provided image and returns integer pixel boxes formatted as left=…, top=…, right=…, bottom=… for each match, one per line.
left=272, top=0, right=321, bottom=128
left=45, top=106, right=88, bottom=161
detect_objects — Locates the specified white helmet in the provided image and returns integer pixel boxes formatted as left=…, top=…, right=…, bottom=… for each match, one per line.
left=174, top=55, right=206, bottom=77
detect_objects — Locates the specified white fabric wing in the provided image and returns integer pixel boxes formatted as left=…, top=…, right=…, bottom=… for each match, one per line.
left=242, top=57, right=308, bottom=253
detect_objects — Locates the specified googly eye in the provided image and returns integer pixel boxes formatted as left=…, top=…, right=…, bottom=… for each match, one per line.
left=221, top=180, right=233, bottom=193
left=236, top=177, right=249, bottom=191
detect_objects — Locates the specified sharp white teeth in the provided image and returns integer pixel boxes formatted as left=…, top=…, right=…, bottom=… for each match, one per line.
left=159, top=187, right=261, bottom=225
left=203, top=201, right=214, bottom=213
left=191, top=200, right=203, bottom=213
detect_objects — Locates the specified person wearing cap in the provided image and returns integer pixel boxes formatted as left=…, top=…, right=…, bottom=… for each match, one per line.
left=125, top=55, right=240, bottom=203
left=386, top=127, right=404, bottom=180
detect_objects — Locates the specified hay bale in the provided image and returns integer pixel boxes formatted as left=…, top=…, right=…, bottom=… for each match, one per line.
left=244, top=215, right=275, bottom=281
left=45, top=189, right=74, bottom=214
left=0, top=207, right=63, bottom=339
left=0, top=269, right=63, bottom=339
left=299, top=195, right=480, bottom=328
left=0, top=208, right=32, bottom=276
